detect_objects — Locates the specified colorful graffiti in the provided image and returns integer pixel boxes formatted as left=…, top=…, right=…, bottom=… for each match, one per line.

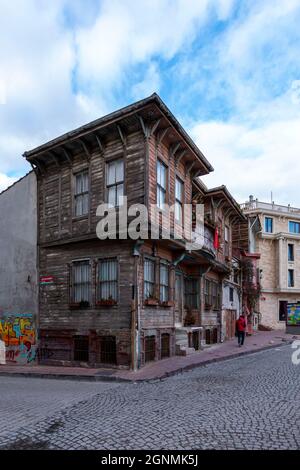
left=0, top=313, right=37, bottom=363
left=287, top=303, right=300, bottom=326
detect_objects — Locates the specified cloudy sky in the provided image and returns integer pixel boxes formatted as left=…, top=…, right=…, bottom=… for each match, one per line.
left=1, top=0, right=300, bottom=205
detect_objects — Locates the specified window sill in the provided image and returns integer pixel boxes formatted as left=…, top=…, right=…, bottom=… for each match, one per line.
left=144, top=299, right=159, bottom=306
left=69, top=303, right=91, bottom=310
left=72, top=215, right=89, bottom=222
left=159, top=301, right=174, bottom=308
left=96, top=300, right=118, bottom=307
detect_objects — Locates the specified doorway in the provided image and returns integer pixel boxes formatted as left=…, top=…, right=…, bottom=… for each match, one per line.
left=225, top=310, right=237, bottom=340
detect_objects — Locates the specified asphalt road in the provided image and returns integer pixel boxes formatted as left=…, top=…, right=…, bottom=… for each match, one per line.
left=0, top=344, right=299, bottom=450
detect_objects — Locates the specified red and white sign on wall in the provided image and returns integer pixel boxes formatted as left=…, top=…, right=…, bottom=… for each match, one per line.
left=40, top=275, right=54, bottom=285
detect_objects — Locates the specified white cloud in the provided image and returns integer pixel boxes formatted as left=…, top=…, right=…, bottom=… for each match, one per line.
left=0, top=1, right=111, bottom=175
left=191, top=115, right=300, bottom=207
left=215, top=0, right=300, bottom=113
left=0, top=0, right=235, bottom=191
left=0, top=0, right=299, bottom=209
left=131, top=63, right=161, bottom=100
left=0, top=173, right=18, bottom=194
left=74, top=0, right=211, bottom=89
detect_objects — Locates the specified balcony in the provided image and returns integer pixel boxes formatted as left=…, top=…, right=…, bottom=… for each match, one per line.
left=241, top=200, right=300, bottom=216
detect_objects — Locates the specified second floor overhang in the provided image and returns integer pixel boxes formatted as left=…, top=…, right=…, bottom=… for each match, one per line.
left=23, top=93, right=213, bottom=179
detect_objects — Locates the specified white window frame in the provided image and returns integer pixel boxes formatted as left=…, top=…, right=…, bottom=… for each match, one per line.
left=71, top=260, right=91, bottom=304
left=159, top=262, right=169, bottom=302
left=144, top=258, right=155, bottom=300
left=156, top=160, right=167, bottom=210
left=106, top=159, right=124, bottom=208
left=74, top=171, right=89, bottom=217
left=289, top=220, right=300, bottom=234
left=175, top=176, right=183, bottom=222
left=264, top=216, right=273, bottom=233
left=97, top=258, right=118, bottom=302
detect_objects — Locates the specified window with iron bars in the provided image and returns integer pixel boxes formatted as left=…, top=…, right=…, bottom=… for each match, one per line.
left=145, top=335, right=156, bottom=362
left=99, top=336, right=117, bottom=364
left=184, top=278, right=199, bottom=309
left=74, top=336, right=89, bottom=362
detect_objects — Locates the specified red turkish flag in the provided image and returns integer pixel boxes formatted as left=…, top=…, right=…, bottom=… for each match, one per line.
left=213, top=226, right=219, bottom=249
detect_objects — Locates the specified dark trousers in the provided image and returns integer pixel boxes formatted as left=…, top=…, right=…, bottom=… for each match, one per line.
left=237, top=331, right=245, bottom=346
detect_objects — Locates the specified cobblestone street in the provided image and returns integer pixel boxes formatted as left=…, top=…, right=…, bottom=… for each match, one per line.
left=0, top=344, right=299, bottom=450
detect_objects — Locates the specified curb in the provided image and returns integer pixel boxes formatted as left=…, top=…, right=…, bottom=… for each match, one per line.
left=0, top=371, right=132, bottom=383
left=0, top=340, right=293, bottom=383
left=125, top=339, right=294, bottom=383
left=141, top=339, right=294, bottom=382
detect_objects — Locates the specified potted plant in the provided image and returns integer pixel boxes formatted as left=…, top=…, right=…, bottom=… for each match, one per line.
left=160, top=300, right=174, bottom=307
left=184, top=309, right=196, bottom=326
left=69, top=300, right=90, bottom=310
left=96, top=296, right=117, bottom=306
left=144, top=296, right=159, bottom=306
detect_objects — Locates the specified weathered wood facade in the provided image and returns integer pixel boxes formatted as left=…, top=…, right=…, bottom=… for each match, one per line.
left=25, top=93, right=245, bottom=369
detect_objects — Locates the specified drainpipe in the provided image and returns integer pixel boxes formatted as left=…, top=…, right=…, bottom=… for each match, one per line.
left=131, top=240, right=144, bottom=371
left=172, top=253, right=186, bottom=328
left=199, top=265, right=212, bottom=348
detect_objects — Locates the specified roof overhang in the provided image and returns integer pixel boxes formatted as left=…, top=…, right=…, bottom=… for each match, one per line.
left=24, top=93, right=213, bottom=177
left=204, top=185, right=246, bottom=223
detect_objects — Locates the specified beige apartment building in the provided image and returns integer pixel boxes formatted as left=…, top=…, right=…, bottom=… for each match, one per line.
left=242, top=196, right=300, bottom=332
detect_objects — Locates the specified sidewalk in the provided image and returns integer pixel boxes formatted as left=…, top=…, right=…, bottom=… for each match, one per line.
left=0, top=330, right=298, bottom=383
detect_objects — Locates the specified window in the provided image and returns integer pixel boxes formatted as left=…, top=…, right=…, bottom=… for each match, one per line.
left=74, top=171, right=89, bottom=217
left=145, top=336, right=156, bottom=362
left=204, top=279, right=211, bottom=306
left=229, top=287, right=234, bottom=302
left=98, top=258, right=118, bottom=302
left=161, top=333, right=170, bottom=358
left=71, top=261, right=91, bottom=303
left=212, top=282, right=218, bottom=310
left=205, top=279, right=221, bottom=309
left=233, top=269, right=239, bottom=284
left=288, top=244, right=294, bottom=262
left=184, top=278, right=199, bottom=309
left=288, top=269, right=294, bottom=287
left=175, top=177, right=183, bottom=222
left=159, top=263, right=169, bottom=302
left=99, top=336, right=117, bottom=364
left=74, top=336, right=89, bottom=362
left=144, top=258, right=155, bottom=299
left=106, top=159, right=124, bottom=207
left=279, top=301, right=288, bottom=322
left=265, top=217, right=273, bottom=233
left=289, top=221, right=300, bottom=234
left=157, top=160, right=167, bottom=209
left=224, top=225, right=230, bottom=257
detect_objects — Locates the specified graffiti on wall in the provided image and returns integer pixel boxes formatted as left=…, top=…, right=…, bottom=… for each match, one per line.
left=0, top=313, right=37, bottom=363
left=287, top=303, right=300, bottom=326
